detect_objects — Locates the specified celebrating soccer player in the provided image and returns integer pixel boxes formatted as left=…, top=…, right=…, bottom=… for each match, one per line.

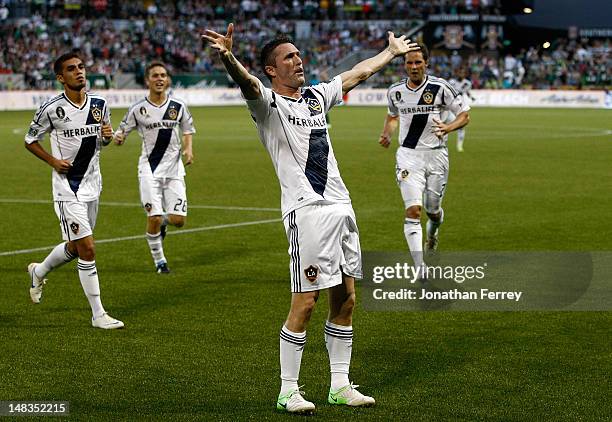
left=24, top=52, right=124, bottom=329
left=114, top=62, right=196, bottom=274
left=379, top=43, right=470, bottom=273
left=203, top=23, right=418, bottom=414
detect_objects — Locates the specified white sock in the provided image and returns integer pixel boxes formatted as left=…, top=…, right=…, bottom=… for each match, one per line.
left=426, top=208, right=444, bottom=239
left=325, top=321, right=352, bottom=390
left=404, top=218, right=423, bottom=268
left=35, top=242, right=77, bottom=279
left=77, top=259, right=105, bottom=318
left=279, top=326, right=306, bottom=394
left=146, top=232, right=166, bottom=265
left=457, top=129, right=465, bottom=149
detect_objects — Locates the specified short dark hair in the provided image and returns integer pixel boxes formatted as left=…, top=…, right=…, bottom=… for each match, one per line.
left=53, top=52, right=82, bottom=75
left=414, top=42, right=430, bottom=61
left=260, top=35, right=294, bottom=81
left=145, top=61, right=170, bottom=78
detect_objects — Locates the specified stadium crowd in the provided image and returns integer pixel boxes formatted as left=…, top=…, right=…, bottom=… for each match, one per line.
left=0, top=0, right=609, bottom=90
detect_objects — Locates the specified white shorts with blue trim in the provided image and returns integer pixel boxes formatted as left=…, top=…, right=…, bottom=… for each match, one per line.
left=283, top=202, right=362, bottom=293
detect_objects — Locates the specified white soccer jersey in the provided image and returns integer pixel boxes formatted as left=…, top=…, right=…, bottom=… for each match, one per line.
left=387, top=75, right=470, bottom=150
left=246, top=76, right=351, bottom=218
left=118, top=95, right=195, bottom=179
left=25, top=92, right=111, bottom=202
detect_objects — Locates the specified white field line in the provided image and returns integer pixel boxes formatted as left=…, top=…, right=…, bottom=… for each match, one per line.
left=0, top=198, right=279, bottom=212
left=0, top=218, right=280, bottom=257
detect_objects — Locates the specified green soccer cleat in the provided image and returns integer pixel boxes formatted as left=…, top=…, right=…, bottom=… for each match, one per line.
left=276, top=388, right=315, bottom=415
left=328, top=383, right=375, bottom=407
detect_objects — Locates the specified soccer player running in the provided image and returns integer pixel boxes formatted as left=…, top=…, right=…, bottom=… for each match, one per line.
left=25, top=52, right=124, bottom=329
left=203, top=23, right=418, bottom=414
left=447, top=68, right=475, bottom=152
left=113, top=62, right=195, bottom=274
left=379, top=44, right=470, bottom=274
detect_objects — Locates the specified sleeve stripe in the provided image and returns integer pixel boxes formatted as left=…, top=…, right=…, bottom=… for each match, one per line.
left=431, top=77, right=459, bottom=97
left=33, top=95, right=63, bottom=124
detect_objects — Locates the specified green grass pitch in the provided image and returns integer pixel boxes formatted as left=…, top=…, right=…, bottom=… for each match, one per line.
left=0, top=105, right=610, bottom=420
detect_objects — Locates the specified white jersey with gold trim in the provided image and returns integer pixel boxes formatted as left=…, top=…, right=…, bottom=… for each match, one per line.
left=387, top=75, right=470, bottom=150
left=25, top=92, right=111, bottom=202
left=245, top=76, right=351, bottom=219
left=118, top=95, right=195, bottom=179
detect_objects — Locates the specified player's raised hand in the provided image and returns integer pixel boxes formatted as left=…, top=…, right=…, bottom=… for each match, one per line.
left=379, top=133, right=391, bottom=148
left=387, top=32, right=419, bottom=57
left=113, top=130, right=125, bottom=146
left=202, top=23, right=234, bottom=56
left=431, top=117, right=449, bottom=139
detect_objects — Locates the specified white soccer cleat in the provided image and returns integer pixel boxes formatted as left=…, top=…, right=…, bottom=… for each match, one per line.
left=91, top=313, right=125, bottom=329
left=277, top=388, right=315, bottom=414
left=328, top=383, right=375, bottom=407
left=28, top=263, right=47, bottom=304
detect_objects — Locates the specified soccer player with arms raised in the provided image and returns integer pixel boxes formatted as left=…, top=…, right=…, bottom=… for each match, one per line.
left=204, top=23, right=418, bottom=414
left=25, top=52, right=123, bottom=329
left=114, top=62, right=195, bottom=274
left=379, top=44, right=470, bottom=273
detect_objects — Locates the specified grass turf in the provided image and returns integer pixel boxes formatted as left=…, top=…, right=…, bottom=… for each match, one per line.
left=0, top=106, right=610, bottom=420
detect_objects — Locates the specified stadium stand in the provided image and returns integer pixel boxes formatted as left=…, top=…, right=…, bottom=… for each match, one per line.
left=0, top=0, right=609, bottom=90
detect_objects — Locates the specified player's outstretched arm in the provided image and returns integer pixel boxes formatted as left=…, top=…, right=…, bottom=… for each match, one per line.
left=202, top=23, right=261, bottom=100
left=339, top=32, right=419, bottom=95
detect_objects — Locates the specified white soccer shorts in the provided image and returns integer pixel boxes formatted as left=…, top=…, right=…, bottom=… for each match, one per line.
left=283, top=202, right=362, bottom=293
left=395, top=147, right=449, bottom=214
left=139, top=177, right=188, bottom=217
left=54, top=200, right=98, bottom=241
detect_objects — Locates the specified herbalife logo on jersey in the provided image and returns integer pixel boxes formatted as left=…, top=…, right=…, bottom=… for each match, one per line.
left=63, top=126, right=101, bottom=138
left=287, top=115, right=326, bottom=128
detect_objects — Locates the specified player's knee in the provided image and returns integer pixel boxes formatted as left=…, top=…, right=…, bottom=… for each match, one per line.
left=405, top=205, right=421, bottom=219
left=426, top=211, right=441, bottom=222
left=76, top=243, right=95, bottom=260
left=148, top=215, right=163, bottom=225
left=168, top=215, right=185, bottom=228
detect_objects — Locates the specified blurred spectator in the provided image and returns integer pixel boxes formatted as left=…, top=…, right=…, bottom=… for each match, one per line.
left=0, top=1, right=608, bottom=90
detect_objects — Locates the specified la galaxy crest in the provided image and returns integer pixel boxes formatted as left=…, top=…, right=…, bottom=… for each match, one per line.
left=70, top=222, right=79, bottom=235
left=168, top=105, right=178, bottom=120
left=139, top=106, right=148, bottom=117
left=56, top=106, right=65, bottom=119
left=305, top=97, right=321, bottom=114
left=422, top=91, right=434, bottom=104
left=304, top=265, right=319, bottom=283
left=91, top=105, right=102, bottom=122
